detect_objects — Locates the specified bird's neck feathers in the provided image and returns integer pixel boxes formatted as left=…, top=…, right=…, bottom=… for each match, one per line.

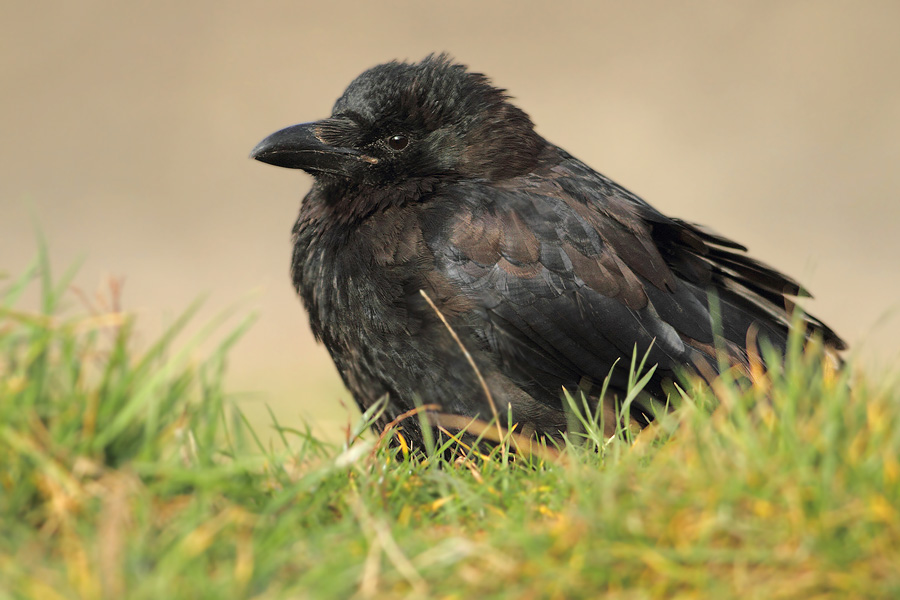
left=303, top=175, right=442, bottom=229
left=455, top=101, right=544, bottom=180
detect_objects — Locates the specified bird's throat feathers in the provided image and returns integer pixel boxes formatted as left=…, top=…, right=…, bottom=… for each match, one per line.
left=305, top=175, right=443, bottom=227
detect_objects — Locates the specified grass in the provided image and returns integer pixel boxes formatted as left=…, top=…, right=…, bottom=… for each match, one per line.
left=2, top=253, right=899, bottom=599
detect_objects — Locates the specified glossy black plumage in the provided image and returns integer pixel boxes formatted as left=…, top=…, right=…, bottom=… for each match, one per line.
left=252, top=55, right=844, bottom=447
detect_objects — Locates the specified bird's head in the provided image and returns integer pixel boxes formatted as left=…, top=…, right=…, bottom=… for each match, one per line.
left=251, top=54, right=544, bottom=188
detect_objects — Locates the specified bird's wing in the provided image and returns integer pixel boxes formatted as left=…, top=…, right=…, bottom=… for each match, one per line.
left=423, top=157, right=843, bottom=406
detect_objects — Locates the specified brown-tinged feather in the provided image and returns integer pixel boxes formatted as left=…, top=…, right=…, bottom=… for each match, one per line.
left=499, top=211, right=541, bottom=264
left=449, top=210, right=502, bottom=265
left=561, top=242, right=621, bottom=297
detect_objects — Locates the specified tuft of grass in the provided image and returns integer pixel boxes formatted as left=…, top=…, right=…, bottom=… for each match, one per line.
left=2, top=254, right=899, bottom=599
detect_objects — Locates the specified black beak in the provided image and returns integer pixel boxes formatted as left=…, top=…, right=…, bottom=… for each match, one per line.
left=250, top=119, right=376, bottom=176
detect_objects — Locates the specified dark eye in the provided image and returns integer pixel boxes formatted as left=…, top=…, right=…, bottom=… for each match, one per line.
left=387, top=134, right=409, bottom=151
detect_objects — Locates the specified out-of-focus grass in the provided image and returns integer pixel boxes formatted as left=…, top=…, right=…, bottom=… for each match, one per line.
left=2, top=251, right=899, bottom=599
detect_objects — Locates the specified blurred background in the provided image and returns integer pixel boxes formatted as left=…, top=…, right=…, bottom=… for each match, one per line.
left=3, top=1, right=898, bottom=439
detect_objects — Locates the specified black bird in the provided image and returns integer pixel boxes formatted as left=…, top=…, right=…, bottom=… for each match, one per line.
left=251, top=55, right=844, bottom=447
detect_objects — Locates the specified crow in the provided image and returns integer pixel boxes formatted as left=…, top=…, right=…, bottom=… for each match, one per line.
left=251, top=54, right=844, bottom=448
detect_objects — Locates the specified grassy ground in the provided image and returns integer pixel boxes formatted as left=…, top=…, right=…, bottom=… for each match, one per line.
left=2, top=255, right=899, bottom=600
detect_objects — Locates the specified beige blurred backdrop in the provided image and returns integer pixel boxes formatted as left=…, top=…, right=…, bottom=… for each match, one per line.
left=3, top=1, right=899, bottom=439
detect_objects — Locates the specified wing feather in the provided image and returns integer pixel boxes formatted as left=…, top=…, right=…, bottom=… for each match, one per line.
left=423, top=153, right=846, bottom=416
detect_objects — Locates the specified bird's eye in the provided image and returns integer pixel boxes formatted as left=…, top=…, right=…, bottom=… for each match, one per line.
left=387, top=134, right=409, bottom=151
